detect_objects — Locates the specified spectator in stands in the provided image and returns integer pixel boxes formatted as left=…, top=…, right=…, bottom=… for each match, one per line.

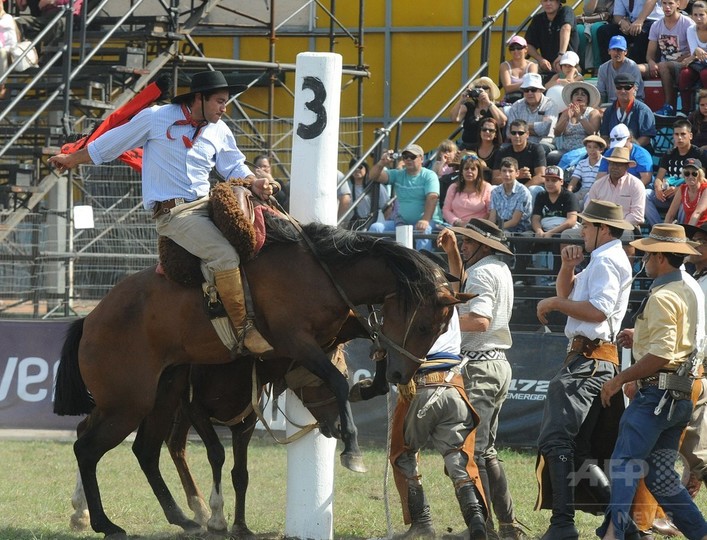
left=499, top=35, right=539, bottom=104
left=468, top=117, right=503, bottom=184
left=690, top=89, right=707, bottom=149
left=596, top=35, right=646, bottom=104
left=597, top=123, right=654, bottom=185
left=525, top=0, right=579, bottom=80
left=600, top=72, right=656, bottom=148
left=489, top=157, right=533, bottom=233
left=494, top=119, right=547, bottom=197
left=253, top=154, right=288, bottom=212
left=369, top=144, right=442, bottom=251
left=546, top=51, right=584, bottom=88
left=15, top=0, right=82, bottom=52
left=664, top=157, right=707, bottom=224
left=451, top=77, right=507, bottom=150
left=596, top=0, right=661, bottom=65
left=679, top=1, right=707, bottom=115
left=337, top=158, right=390, bottom=231
left=443, top=153, right=492, bottom=226
left=431, top=140, right=459, bottom=179
left=550, top=81, right=603, bottom=162
left=506, top=73, right=560, bottom=155
left=569, top=134, right=608, bottom=203
left=646, top=118, right=707, bottom=225
left=577, top=0, right=615, bottom=73
left=645, top=0, right=695, bottom=117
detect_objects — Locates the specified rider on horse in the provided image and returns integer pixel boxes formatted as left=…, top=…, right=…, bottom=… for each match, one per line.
left=48, top=70, right=272, bottom=354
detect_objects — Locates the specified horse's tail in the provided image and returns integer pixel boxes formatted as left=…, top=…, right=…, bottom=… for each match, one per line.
left=54, top=318, right=94, bottom=416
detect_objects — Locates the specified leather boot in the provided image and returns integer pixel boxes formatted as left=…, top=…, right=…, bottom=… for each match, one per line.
left=400, top=485, right=435, bottom=539
left=486, top=456, right=515, bottom=524
left=214, top=269, right=272, bottom=354
left=540, top=452, right=579, bottom=540
left=455, top=483, right=487, bottom=540
left=584, top=462, right=611, bottom=508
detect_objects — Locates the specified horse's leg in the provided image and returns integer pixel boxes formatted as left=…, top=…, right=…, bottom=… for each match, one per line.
left=349, top=354, right=390, bottom=402
left=70, top=469, right=90, bottom=531
left=74, top=408, right=146, bottom=538
left=166, top=403, right=210, bottom=527
left=132, top=368, right=202, bottom=534
left=230, top=418, right=257, bottom=539
left=295, top=344, right=365, bottom=473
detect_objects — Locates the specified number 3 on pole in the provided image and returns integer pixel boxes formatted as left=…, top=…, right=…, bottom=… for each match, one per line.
left=296, top=76, right=327, bottom=140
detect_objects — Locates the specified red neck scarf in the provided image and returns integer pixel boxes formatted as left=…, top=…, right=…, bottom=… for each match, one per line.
left=166, top=104, right=208, bottom=148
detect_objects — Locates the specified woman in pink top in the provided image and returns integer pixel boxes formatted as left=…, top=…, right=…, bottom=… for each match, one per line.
left=442, top=153, right=492, bottom=226
left=665, top=159, right=707, bottom=226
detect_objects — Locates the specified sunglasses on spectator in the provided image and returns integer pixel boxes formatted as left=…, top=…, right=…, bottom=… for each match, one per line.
left=522, top=88, right=541, bottom=93
left=610, top=136, right=627, bottom=141
left=684, top=170, right=700, bottom=177
left=509, top=45, right=525, bottom=51
left=401, top=153, right=418, bottom=160
left=461, top=154, right=480, bottom=163
left=475, top=85, right=490, bottom=91
left=480, top=127, right=496, bottom=132
left=615, top=85, right=634, bottom=91
left=510, top=130, right=526, bottom=136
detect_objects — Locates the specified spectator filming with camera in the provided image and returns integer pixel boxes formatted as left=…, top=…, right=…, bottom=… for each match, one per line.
left=451, top=77, right=507, bottom=151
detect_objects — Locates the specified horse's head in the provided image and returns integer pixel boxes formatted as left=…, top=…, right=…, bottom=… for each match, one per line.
left=381, top=285, right=474, bottom=384
left=283, top=347, right=347, bottom=439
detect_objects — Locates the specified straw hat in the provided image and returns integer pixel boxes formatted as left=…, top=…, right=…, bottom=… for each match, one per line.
left=630, top=224, right=700, bottom=255
left=603, top=146, right=637, bottom=167
left=471, top=77, right=501, bottom=101
left=583, top=134, right=607, bottom=149
left=577, top=200, right=634, bottom=230
left=450, top=218, right=513, bottom=255
left=172, top=71, right=247, bottom=104
left=562, top=81, right=601, bottom=109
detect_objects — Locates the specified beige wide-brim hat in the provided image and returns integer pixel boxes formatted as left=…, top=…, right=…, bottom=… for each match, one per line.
left=630, top=224, right=700, bottom=255
left=603, top=146, right=637, bottom=167
left=471, top=77, right=501, bottom=101
left=583, top=134, right=607, bottom=150
left=562, top=81, right=601, bottom=109
left=578, top=199, right=634, bottom=230
left=451, top=218, right=513, bottom=255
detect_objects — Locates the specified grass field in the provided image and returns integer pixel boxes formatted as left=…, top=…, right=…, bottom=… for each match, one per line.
left=0, top=434, right=703, bottom=539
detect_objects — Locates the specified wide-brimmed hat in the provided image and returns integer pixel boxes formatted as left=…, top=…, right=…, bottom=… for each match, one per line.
left=172, top=71, right=247, bottom=104
left=583, top=134, right=607, bottom=149
left=450, top=218, right=513, bottom=255
left=562, top=81, right=601, bottom=109
left=471, top=77, right=501, bottom=101
left=682, top=222, right=707, bottom=240
left=603, top=146, right=636, bottom=166
left=630, top=224, right=700, bottom=255
left=578, top=199, right=634, bottom=230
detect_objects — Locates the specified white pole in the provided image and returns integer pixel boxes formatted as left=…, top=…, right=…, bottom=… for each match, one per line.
left=285, top=51, right=342, bottom=540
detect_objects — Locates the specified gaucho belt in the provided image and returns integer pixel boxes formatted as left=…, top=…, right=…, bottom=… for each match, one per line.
left=413, top=370, right=463, bottom=388
left=567, top=335, right=619, bottom=365
left=151, top=197, right=203, bottom=219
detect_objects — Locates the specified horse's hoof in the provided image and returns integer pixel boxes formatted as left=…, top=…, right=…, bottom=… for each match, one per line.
left=103, top=532, right=128, bottom=540
left=349, top=379, right=373, bottom=402
left=69, top=511, right=90, bottom=531
left=231, top=523, right=256, bottom=539
left=181, top=519, right=203, bottom=534
left=340, top=452, right=367, bottom=473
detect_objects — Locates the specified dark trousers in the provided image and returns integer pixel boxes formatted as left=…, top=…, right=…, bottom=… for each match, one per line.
left=596, top=21, right=654, bottom=65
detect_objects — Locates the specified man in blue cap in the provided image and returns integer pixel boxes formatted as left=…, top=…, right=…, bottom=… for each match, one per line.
left=596, top=35, right=645, bottom=104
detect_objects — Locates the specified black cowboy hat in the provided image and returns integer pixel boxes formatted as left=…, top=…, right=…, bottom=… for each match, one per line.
left=683, top=222, right=707, bottom=240
left=172, top=71, right=247, bottom=104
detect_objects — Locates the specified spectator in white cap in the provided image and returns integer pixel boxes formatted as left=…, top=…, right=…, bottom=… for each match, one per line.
left=525, top=0, right=579, bottom=77
left=499, top=35, right=539, bottom=104
left=599, top=72, right=656, bottom=149
left=596, top=123, right=653, bottom=185
left=645, top=118, right=707, bottom=226
left=369, top=143, right=442, bottom=251
left=546, top=51, right=584, bottom=88
left=596, top=34, right=646, bottom=104
left=506, top=72, right=560, bottom=156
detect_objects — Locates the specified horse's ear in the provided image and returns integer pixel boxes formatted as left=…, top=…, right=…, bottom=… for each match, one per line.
left=438, top=290, right=477, bottom=305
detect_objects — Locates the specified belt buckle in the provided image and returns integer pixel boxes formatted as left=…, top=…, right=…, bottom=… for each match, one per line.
left=173, top=197, right=185, bottom=207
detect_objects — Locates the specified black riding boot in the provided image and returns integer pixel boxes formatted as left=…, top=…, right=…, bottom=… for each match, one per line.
left=401, top=485, right=435, bottom=539
left=456, top=483, right=487, bottom=540
left=540, top=452, right=579, bottom=540
left=584, top=462, right=611, bottom=508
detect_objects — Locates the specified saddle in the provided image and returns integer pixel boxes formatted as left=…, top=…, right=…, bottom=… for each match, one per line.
left=158, top=178, right=278, bottom=287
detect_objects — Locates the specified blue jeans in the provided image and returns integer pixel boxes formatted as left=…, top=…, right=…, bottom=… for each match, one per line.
left=645, top=189, right=684, bottom=227
left=368, top=219, right=433, bottom=251
left=597, top=386, right=707, bottom=540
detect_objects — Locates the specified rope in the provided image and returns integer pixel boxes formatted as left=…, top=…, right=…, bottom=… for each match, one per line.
left=383, top=385, right=394, bottom=539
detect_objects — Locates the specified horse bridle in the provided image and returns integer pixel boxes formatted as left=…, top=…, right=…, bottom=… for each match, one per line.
left=283, top=216, right=426, bottom=365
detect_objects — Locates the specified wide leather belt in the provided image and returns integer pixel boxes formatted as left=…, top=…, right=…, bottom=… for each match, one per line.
left=567, top=335, right=618, bottom=365
left=413, top=370, right=462, bottom=387
left=152, top=197, right=188, bottom=219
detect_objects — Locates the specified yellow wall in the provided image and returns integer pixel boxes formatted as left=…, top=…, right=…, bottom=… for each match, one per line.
left=219, top=1, right=539, bottom=157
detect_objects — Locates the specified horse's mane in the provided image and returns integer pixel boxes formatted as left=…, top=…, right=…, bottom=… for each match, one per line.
left=263, top=214, right=442, bottom=310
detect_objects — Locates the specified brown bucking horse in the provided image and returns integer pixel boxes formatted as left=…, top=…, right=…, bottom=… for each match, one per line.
left=54, top=215, right=467, bottom=538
